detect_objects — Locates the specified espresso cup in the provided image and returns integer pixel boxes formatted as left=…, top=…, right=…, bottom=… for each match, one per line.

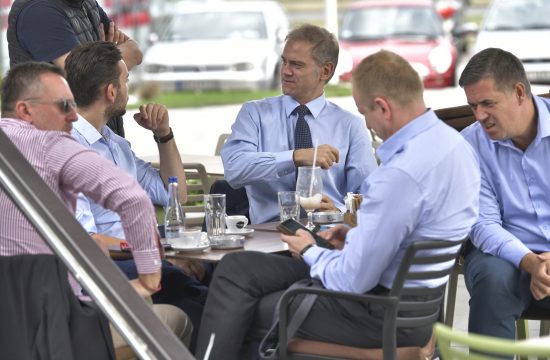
left=226, top=215, right=248, bottom=232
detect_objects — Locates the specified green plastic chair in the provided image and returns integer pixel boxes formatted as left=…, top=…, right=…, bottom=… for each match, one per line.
left=435, top=323, right=550, bottom=360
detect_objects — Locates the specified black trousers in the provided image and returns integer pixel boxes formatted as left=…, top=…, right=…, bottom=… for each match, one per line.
left=195, top=251, right=433, bottom=360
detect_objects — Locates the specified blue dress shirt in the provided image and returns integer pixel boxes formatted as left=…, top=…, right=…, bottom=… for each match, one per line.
left=304, top=110, right=481, bottom=292
left=221, top=94, right=378, bottom=224
left=71, top=116, right=167, bottom=238
left=461, top=95, right=550, bottom=267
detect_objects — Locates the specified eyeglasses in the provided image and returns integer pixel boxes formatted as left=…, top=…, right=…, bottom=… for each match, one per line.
left=24, top=98, right=77, bottom=114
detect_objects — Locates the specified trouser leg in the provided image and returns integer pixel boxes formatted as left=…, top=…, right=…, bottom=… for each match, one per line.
left=110, top=304, right=193, bottom=355
left=195, top=252, right=309, bottom=360
left=464, top=248, right=531, bottom=339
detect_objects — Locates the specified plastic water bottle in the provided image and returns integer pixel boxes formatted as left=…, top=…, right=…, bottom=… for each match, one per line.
left=164, top=176, right=185, bottom=241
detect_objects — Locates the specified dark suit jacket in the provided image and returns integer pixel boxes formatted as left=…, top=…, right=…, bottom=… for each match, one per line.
left=0, top=254, right=115, bottom=360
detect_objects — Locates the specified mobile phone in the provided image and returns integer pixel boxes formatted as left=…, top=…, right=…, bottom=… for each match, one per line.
left=276, top=219, right=334, bottom=249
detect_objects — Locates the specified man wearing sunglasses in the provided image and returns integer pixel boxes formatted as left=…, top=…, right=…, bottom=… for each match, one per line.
left=64, top=41, right=209, bottom=352
left=0, top=62, right=192, bottom=354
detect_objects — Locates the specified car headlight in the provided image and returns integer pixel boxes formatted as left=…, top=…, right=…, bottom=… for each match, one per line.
left=231, top=62, right=255, bottom=71
left=428, top=45, right=453, bottom=74
left=144, top=64, right=170, bottom=73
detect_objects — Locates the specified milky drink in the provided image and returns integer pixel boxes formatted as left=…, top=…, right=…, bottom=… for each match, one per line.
left=299, top=193, right=322, bottom=211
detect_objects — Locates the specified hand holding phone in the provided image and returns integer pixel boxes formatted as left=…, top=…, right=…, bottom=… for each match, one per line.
left=276, top=219, right=334, bottom=249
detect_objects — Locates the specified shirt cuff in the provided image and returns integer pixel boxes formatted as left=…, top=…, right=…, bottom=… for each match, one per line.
left=500, top=241, right=532, bottom=268
left=302, top=244, right=325, bottom=266
left=275, top=150, right=296, bottom=177
left=132, top=249, right=162, bottom=274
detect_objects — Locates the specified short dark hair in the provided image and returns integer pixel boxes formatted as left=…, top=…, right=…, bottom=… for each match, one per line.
left=65, top=41, right=123, bottom=108
left=1, top=62, right=65, bottom=117
left=459, top=47, right=531, bottom=96
left=286, top=24, right=339, bottom=83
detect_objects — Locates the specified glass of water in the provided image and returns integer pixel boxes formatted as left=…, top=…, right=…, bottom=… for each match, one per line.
left=204, top=194, right=226, bottom=240
left=278, top=191, right=300, bottom=222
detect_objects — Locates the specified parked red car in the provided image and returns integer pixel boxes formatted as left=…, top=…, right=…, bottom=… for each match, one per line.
left=338, top=0, right=458, bottom=88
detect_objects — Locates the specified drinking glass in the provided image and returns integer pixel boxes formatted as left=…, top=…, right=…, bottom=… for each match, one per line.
left=278, top=191, right=300, bottom=222
left=204, top=194, right=226, bottom=240
left=296, top=166, right=323, bottom=230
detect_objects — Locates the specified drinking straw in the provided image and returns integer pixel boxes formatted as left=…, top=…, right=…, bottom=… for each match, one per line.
left=203, top=333, right=215, bottom=360
left=309, top=138, right=319, bottom=197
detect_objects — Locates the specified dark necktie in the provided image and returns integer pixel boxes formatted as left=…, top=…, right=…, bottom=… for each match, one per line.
left=294, top=105, right=313, bottom=149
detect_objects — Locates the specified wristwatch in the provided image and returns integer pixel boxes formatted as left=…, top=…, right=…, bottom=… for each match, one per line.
left=153, top=127, right=174, bottom=144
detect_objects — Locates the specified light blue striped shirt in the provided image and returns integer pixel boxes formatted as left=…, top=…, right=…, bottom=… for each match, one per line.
left=222, top=93, right=378, bottom=224
left=304, top=110, right=480, bottom=292
left=71, top=116, right=167, bottom=238
left=461, top=95, right=550, bottom=267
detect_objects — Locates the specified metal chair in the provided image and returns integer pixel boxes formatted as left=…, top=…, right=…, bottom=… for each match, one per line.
left=435, top=323, right=550, bottom=360
left=274, top=238, right=467, bottom=360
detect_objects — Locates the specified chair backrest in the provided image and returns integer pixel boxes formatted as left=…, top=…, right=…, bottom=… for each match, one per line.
left=434, top=323, right=550, bottom=360
left=383, top=239, right=466, bottom=354
left=182, top=162, right=210, bottom=226
left=214, top=133, right=230, bottom=156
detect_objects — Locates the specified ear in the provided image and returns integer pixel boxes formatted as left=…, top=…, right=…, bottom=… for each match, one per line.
left=14, top=100, right=33, bottom=123
left=320, top=62, right=335, bottom=82
left=105, top=83, right=116, bottom=103
left=373, top=96, right=392, bottom=119
left=514, top=82, right=527, bottom=104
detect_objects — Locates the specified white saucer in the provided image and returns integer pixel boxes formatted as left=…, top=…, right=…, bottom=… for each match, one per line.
left=225, top=228, right=255, bottom=236
left=171, top=244, right=210, bottom=254
left=169, top=232, right=210, bottom=253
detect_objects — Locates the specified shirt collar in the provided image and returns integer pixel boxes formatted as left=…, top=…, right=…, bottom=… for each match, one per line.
left=283, top=93, right=326, bottom=119
left=73, top=114, right=108, bottom=145
left=376, top=109, right=438, bottom=164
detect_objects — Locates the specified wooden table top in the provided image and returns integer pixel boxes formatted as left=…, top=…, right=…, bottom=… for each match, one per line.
left=165, top=222, right=288, bottom=262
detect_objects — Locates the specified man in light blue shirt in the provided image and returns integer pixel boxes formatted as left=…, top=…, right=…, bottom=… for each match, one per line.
left=222, top=24, right=377, bottom=224
left=65, top=41, right=208, bottom=351
left=459, top=48, right=550, bottom=340
left=195, top=50, right=480, bottom=360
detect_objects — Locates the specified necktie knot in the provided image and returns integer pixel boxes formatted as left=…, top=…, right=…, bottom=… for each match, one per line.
left=295, top=105, right=310, bottom=118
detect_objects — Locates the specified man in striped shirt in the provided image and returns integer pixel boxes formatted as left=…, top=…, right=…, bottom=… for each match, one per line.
left=0, top=62, right=191, bottom=350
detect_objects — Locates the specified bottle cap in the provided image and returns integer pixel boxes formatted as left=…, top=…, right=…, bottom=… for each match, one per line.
left=168, top=176, right=178, bottom=183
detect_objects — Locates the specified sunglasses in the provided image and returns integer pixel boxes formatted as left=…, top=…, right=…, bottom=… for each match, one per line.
left=24, top=98, right=77, bottom=114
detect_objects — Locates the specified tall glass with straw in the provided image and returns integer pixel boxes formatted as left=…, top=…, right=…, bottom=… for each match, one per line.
left=296, top=140, right=323, bottom=230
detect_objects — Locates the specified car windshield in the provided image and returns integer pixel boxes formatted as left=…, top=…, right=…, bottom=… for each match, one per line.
left=162, top=11, right=267, bottom=41
left=483, top=0, right=550, bottom=31
left=340, top=6, right=443, bottom=41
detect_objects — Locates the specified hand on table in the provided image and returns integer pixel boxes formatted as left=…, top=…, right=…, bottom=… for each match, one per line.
left=319, top=194, right=339, bottom=212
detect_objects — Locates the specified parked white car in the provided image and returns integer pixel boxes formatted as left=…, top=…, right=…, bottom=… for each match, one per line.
left=141, top=0, right=289, bottom=92
left=472, top=0, right=550, bottom=84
